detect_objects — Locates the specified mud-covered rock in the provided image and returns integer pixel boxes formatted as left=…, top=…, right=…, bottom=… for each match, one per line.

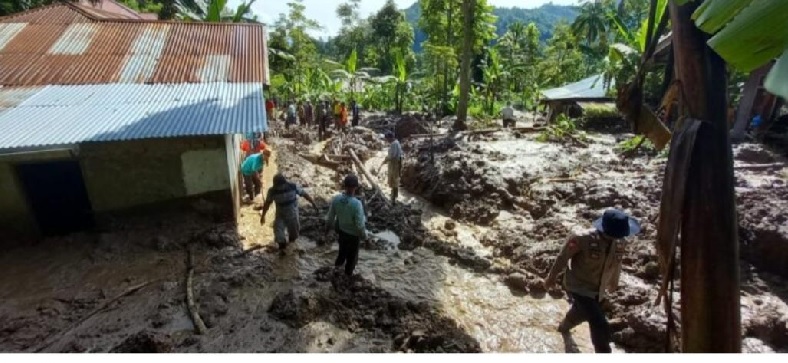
left=268, top=289, right=321, bottom=328
left=110, top=331, right=173, bottom=353
left=190, top=225, right=241, bottom=249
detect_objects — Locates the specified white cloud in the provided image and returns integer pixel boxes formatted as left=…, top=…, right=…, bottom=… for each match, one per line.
left=233, top=0, right=578, bottom=37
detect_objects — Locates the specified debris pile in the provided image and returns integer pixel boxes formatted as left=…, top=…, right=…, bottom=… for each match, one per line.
left=324, top=127, right=387, bottom=161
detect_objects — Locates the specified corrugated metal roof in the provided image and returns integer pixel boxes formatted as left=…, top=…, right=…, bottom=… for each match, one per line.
left=0, top=86, right=44, bottom=115
left=0, top=21, right=267, bottom=85
left=0, top=3, right=96, bottom=24
left=541, top=74, right=613, bottom=101
left=0, top=83, right=267, bottom=149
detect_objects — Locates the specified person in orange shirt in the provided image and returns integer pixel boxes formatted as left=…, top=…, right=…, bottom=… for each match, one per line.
left=265, top=99, right=275, bottom=122
left=339, top=102, right=349, bottom=132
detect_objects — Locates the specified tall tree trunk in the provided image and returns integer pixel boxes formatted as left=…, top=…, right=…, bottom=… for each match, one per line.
left=442, top=0, right=453, bottom=117
left=669, top=0, right=740, bottom=352
left=455, top=0, right=474, bottom=130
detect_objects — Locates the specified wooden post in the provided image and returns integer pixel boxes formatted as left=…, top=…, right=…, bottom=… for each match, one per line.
left=669, top=0, right=740, bottom=352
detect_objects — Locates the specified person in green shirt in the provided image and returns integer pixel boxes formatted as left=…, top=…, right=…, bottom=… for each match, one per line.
left=240, top=152, right=265, bottom=202
left=325, top=174, right=367, bottom=276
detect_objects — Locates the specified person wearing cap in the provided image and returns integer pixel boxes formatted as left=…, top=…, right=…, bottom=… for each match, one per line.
left=543, top=208, right=641, bottom=353
left=260, top=173, right=318, bottom=255
left=378, top=131, right=403, bottom=203
left=325, top=174, right=367, bottom=276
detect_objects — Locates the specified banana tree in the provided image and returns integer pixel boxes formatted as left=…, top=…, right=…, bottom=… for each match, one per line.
left=175, top=0, right=257, bottom=22
left=605, top=0, right=672, bottom=150
left=675, top=0, right=788, bottom=100
left=392, top=49, right=409, bottom=114
left=325, top=48, right=375, bottom=102
left=480, top=47, right=505, bottom=115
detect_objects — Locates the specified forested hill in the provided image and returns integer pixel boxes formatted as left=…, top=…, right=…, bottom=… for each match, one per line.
left=403, top=2, right=579, bottom=53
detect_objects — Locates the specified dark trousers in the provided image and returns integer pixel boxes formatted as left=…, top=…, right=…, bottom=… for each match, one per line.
left=242, top=172, right=262, bottom=200
left=564, top=293, right=612, bottom=353
left=335, top=230, right=360, bottom=276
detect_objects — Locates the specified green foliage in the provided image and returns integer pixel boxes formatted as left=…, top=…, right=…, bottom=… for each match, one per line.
left=404, top=2, right=580, bottom=53
left=538, top=23, right=587, bottom=88
left=582, top=103, right=619, bottom=118
left=537, top=115, right=586, bottom=143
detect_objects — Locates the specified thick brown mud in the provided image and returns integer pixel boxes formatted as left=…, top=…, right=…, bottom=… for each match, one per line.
left=1, top=116, right=786, bottom=353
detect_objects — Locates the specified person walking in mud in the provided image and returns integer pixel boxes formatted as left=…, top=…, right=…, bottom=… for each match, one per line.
left=304, top=100, right=314, bottom=127
left=260, top=174, right=318, bottom=255
left=286, top=101, right=297, bottom=129
left=325, top=174, right=367, bottom=277
left=316, top=101, right=327, bottom=141
left=501, top=102, right=515, bottom=128
left=542, top=208, right=641, bottom=353
left=377, top=131, right=403, bottom=203
left=350, top=99, right=360, bottom=127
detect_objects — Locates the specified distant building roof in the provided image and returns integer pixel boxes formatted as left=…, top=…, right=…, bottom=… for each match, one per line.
left=0, top=83, right=267, bottom=150
left=0, top=3, right=96, bottom=23
left=77, top=0, right=149, bottom=20
left=0, top=21, right=268, bottom=85
left=0, top=4, right=269, bottom=86
left=540, top=74, right=613, bottom=102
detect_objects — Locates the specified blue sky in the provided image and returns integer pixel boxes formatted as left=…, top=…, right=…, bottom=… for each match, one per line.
left=231, top=0, right=578, bottom=36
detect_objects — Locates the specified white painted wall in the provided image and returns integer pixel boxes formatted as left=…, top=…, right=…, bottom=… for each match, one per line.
left=224, top=134, right=243, bottom=220
left=181, top=148, right=230, bottom=196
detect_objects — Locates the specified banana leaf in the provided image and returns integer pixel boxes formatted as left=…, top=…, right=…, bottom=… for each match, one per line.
left=677, top=0, right=788, bottom=98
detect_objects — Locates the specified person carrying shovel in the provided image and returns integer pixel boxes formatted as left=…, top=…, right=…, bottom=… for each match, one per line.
left=260, top=173, right=318, bottom=255
left=377, top=131, right=403, bottom=204
left=542, top=208, right=641, bottom=353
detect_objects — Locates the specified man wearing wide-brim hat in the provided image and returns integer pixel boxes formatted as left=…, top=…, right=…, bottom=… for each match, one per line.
left=543, top=208, right=641, bottom=353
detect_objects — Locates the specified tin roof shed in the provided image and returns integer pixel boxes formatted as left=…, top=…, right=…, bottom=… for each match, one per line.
left=0, top=83, right=267, bottom=150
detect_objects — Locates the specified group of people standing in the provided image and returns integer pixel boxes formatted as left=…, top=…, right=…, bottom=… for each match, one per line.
left=265, top=97, right=360, bottom=141
left=247, top=98, right=640, bottom=353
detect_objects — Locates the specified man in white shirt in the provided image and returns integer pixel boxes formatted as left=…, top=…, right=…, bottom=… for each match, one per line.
left=501, top=103, right=515, bottom=128
left=378, top=131, right=403, bottom=204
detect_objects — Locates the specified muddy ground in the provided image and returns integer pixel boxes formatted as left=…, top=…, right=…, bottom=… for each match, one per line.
left=1, top=114, right=786, bottom=353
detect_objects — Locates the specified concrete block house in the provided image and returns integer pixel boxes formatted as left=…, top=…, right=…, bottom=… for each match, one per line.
left=0, top=3, right=269, bottom=242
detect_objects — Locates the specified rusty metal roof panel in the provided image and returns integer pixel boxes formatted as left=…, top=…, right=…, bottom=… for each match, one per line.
left=0, top=3, right=97, bottom=24
left=47, top=23, right=99, bottom=55
left=0, top=83, right=267, bottom=149
left=0, top=22, right=267, bottom=85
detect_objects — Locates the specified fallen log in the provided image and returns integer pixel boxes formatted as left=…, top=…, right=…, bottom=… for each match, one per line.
left=298, top=153, right=342, bottom=169
left=186, top=246, right=208, bottom=335
left=237, top=244, right=265, bottom=257
left=348, top=149, right=390, bottom=207
left=33, top=280, right=156, bottom=352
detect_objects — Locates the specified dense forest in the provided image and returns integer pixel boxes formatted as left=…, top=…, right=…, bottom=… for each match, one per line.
left=265, top=0, right=658, bottom=123
left=404, top=2, right=580, bottom=53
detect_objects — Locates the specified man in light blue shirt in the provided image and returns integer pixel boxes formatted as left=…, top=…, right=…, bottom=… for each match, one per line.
left=325, top=174, right=367, bottom=276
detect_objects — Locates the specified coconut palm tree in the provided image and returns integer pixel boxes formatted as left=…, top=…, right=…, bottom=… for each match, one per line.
left=571, top=0, right=613, bottom=46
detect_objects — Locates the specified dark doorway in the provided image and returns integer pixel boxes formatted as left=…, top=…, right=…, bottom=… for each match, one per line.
left=16, top=160, right=94, bottom=236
